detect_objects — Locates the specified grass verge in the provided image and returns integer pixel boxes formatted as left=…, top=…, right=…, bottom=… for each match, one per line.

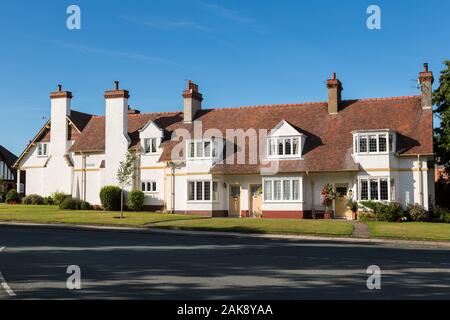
left=367, top=221, right=450, bottom=241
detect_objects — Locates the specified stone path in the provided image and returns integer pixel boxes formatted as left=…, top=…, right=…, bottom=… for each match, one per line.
left=350, top=221, right=370, bottom=238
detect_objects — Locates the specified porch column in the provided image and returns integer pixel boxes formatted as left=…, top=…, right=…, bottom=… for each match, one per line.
left=240, top=183, right=249, bottom=217
left=16, top=169, right=21, bottom=194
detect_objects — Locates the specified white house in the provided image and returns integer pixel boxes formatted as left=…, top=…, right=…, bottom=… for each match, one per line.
left=14, top=65, right=435, bottom=219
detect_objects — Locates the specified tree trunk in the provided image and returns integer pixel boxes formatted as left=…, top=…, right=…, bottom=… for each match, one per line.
left=121, top=189, right=124, bottom=219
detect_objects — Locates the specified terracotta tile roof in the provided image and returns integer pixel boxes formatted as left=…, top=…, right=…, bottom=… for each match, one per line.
left=68, top=110, right=93, bottom=132
left=69, top=95, right=433, bottom=173
left=0, top=145, right=18, bottom=169
left=69, top=112, right=184, bottom=152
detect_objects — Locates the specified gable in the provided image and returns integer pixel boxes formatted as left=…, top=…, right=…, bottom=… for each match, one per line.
left=270, top=120, right=304, bottom=137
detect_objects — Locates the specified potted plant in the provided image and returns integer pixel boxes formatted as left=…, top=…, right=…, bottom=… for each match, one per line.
left=320, top=183, right=336, bottom=219
left=346, top=198, right=359, bottom=220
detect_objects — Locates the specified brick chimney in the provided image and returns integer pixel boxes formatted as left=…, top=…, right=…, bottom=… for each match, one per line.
left=182, top=80, right=203, bottom=123
left=104, top=81, right=130, bottom=186
left=326, top=73, right=343, bottom=114
left=418, top=63, right=434, bottom=110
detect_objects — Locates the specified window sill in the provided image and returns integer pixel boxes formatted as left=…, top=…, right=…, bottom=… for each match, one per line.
left=263, top=200, right=303, bottom=204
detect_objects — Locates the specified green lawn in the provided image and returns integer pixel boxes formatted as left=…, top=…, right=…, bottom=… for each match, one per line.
left=0, top=204, right=201, bottom=227
left=367, top=221, right=450, bottom=241
left=0, top=204, right=353, bottom=236
left=150, top=218, right=354, bottom=236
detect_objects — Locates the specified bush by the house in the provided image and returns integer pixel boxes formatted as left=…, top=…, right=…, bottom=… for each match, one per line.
left=80, top=201, right=92, bottom=211
left=59, top=197, right=82, bottom=210
left=435, top=207, right=450, bottom=223
left=43, top=196, right=54, bottom=205
left=22, top=194, right=45, bottom=205
left=407, top=203, right=430, bottom=222
left=127, top=190, right=145, bottom=211
left=51, top=192, right=70, bottom=205
left=5, top=190, right=21, bottom=204
left=0, top=192, right=6, bottom=203
left=99, top=186, right=122, bottom=211
left=360, top=201, right=405, bottom=222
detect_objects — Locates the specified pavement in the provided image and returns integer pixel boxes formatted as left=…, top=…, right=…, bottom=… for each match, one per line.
left=0, top=224, right=450, bottom=299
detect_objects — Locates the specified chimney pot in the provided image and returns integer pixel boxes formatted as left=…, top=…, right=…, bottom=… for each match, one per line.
left=183, top=80, right=203, bottom=123
left=424, top=63, right=429, bottom=72
left=114, top=81, right=119, bottom=91
left=57, top=84, right=62, bottom=92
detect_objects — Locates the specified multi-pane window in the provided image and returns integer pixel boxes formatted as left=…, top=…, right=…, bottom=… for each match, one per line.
left=188, top=140, right=218, bottom=159
left=380, top=179, right=389, bottom=201
left=378, top=135, right=387, bottom=152
left=359, top=136, right=368, bottom=153
left=268, top=137, right=301, bottom=157
left=144, top=138, right=158, bottom=154
left=370, top=180, right=379, bottom=200
left=37, top=143, right=49, bottom=157
left=360, top=180, right=368, bottom=200
left=359, top=177, right=392, bottom=201
left=263, top=178, right=301, bottom=202
left=264, top=180, right=272, bottom=201
left=355, top=133, right=394, bottom=154
left=369, top=135, right=377, bottom=152
left=141, top=181, right=157, bottom=192
left=187, top=181, right=218, bottom=201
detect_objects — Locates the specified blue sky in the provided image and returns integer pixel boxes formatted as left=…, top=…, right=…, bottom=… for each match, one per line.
left=0, top=0, right=449, bottom=155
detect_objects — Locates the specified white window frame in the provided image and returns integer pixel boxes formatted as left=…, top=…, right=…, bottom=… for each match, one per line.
left=262, top=177, right=302, bottom=203
left=267, top=137, right=302, bottom=159
left=358, top=177, right=392, bottom=201
left=353, top=131, right=395, bottom=155
left=187, top=180, right=219, bottom=202
left=141, top=180, right=157, bottom=193
left=143, top=138, right=159, bottom=155
left=37, top=142, right=49, bottom=157
left=187, top=139, right=219, bottom=160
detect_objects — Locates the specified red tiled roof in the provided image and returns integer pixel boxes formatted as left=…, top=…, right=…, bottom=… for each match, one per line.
left=69, top=96, right=433, bottom=172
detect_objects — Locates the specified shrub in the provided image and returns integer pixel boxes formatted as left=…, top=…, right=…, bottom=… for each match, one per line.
left=52, top=192, right=70, bottom=205
left=22, top=194, right=44, bottom=205
left=43, top=196, right=54, bottom=205
left=5, top=190, right=21, bottom=204
left=99, top=186, right=122, bottom=211
left=360, top=201, right=404, bottom=222
left=59, top=197, right=82, bottom=210
left=434, top=207, right=450, bottom=223
left=407, top=203, right=430, bottom=222
left=80, top=201, right=92, bottom=211
left=127, top=190, right=145, bottom=211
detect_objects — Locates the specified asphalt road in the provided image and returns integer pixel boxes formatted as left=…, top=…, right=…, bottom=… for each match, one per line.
left=0, top=226, right=449, bottom=299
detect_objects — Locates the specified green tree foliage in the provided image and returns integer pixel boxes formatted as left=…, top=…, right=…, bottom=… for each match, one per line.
left=434, top=60, right=450, bottom=167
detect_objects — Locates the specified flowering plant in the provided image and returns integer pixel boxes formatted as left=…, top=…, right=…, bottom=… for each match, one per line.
left=320, top=183, right=336, bottom=213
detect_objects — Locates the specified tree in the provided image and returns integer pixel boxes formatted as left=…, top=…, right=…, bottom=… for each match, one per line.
left=116, top=152, right=136, bottom=218
left=434, top=60, right=450, bottom=168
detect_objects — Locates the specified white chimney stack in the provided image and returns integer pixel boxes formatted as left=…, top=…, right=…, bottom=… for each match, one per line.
left=104, top=81, right=130, bottom=186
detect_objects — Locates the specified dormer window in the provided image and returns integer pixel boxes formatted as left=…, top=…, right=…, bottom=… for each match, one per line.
left=144, top=138, right=159, bottom=154
left=267, top=120, right=304, bottom=159
left=37, top=143, right=49, bottom=157
left=353, top=130, right=396, bottom=154
left=268, top=138, right=300, bottom=157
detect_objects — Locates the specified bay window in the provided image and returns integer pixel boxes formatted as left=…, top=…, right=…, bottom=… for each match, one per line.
left=263, top=178, right=301, bottom=202
left=354, top=131, right=395, bottom=154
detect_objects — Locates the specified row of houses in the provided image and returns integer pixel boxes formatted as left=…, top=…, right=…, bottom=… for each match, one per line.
left=12, top=64, right=435, bottom=219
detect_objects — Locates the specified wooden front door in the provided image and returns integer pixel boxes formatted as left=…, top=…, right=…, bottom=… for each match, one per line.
left=250, top=185, right=262, bottom=217
left=229, top=185, right=241, bottom=217
left=335, top=183, right=350, bottom=219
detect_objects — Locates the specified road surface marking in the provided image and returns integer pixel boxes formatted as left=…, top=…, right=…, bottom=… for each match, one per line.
left=0, top=272, right=16, bottom=297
